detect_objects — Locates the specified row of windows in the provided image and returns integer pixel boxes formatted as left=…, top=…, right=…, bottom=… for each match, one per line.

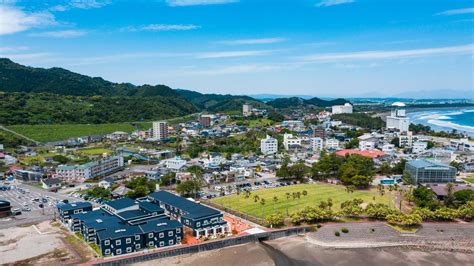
left=103, top=238, right=182, bottom=255
left=104, top=230, right=180, bottom=246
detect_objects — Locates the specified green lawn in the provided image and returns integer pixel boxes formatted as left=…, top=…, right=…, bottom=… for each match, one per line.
left=7, top=123, right=146, bottom=142
left=464, top=177, right=474, bottom=184
left=211, top=183, right=393, bottom=218
left=76, top=147, right=113, bottom=156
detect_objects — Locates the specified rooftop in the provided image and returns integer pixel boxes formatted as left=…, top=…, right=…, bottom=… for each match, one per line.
left=335, top=149, right=386, bottom=159
left=104, top=197, right=136, bottom=211
left=406, top=159, right=453, bottom=169
left=58, top=201, right=92, bottom=212
left=149, top=191, right=221, bottom=219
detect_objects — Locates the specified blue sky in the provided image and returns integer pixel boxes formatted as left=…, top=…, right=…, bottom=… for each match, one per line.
left=0, top=0, right=473, bottom=97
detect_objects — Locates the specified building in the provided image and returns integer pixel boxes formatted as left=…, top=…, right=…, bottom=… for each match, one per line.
left=148, top=191, right=229, bottom=238
left=335, top=149, right=386, bottom=159
left=382, top=144, right=395, bottom=153
left=107, top=131, right=129, bottom=141
left=324, top=138, right=340, bottom=150
left=41, top=178, right=62, bottom=190
left=199, top=115, right=213, bottom=128
left=359, top=140, right=376, bottom=151
left=57, top=201, right=93, bottom=223
left=260, top=135, right=278, bottom=155
left=331, top=103, right=353, bottom=114
left=242, top=104, right=252, bottom=117
left=412, top=141, right=428, bottom=154
left=386, top=102, right=409, bottom=132
left=399, top=131, right=413, bottom=147
left=404, top=159, right=456, bottom=184
left=426, top=184, right=474, bottom=199
left=450, top=138, right=474, bottom=152
left=152, top=121, right=168, bottom=140
left=283, top=133, right=301, bottom=150
left=164, top=156, right=187, bottom=171
left=311, top=137, right=323, bottom=151
left=0, top=199, right=11, bottom=218
left=13, top=169, right=43, bottom=181
left=56, top=156, right=124, bottom=181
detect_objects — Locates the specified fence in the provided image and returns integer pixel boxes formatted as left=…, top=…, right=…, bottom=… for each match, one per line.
left=203, top=200, right=266, bottom=225
left=93, top=227, right=310, bottom=266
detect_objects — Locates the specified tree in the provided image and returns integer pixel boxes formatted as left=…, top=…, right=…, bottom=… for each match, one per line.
left=386, top=213, right=422, bottom=226
left=339, top=155, right=375, bottom=188
left=53, top=154, right=70, bottom=164
left=378, top=162, right=392, bottom=175
left=288, top=163, right=309, bottom=180
left=272, top=196, right=279, bottom=212
left=453, top=189, right=474, bottom=205
left=412, top=186, right=438, bottom=209
left=344, top=138, right=359, bottom=149
left=176, top=179, right=201, bottom=197
left=285, top=192, right=291, bottom=216
left=160, top=172, right=176, bottom=186
left=311, top=153, right=343, bottom=180
left=260, top=198, right=266, bottom=218
left=392, top=159, right=406, bottom=174
left=444, top=183, right=456, bottom=208
left=125, top=176, right=158, bottom=198
left=187, top=165, right=204, bottom=179
left=450, top=161, right=463, bottom=172
left=351, top=175, right=372, bottom=188
left=458, top=201, right=474, bottom=221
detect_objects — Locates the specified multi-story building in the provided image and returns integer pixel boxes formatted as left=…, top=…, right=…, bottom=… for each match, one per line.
left=56, top=156, right=124, bottom=181
left=199, top=115, right=213, bottom=128
left=399, top=131, right=413, bottom=148
left=283, top=133, right=301, bottom=150
left=152, top=121, right=168, bottom=140
left=382, top=144, right=395, bottom=153
left=260, top=135, right=278, bottom=155
left=148, top=191, right=229, bottom=238
left=412, top=141, right=428, bottom=154
left=450, top=138, right=474, bottom=152
left=242, top=104, right=252, bottom=117
left=311, top=137, right=323, bottom=151
left=386, top=102, right=409, bottom=132
left=57, top=202, right=93, bottom=223
left=404, top=159, right=456, bottom=184
left=13, top=169, right=43, bottom=181
left=359, top=140, right=376, bottom=150
left=331, top=103, right=353, bottom=114
left=164, top=156, right=187, bottom=171
left=324, top=138, right=340, bottom=150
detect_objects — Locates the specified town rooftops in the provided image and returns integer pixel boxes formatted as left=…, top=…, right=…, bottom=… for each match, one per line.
left=139, top=201, right=164, bottom=214
left=103, top=197, right=136, bottom=211
left=335, top=149, right=386, bottom=159
left=427, top=184, right=474, bottom=197
left=148, top=191, right=221, bottom=219
left=58, top=201, right=92, bottom=212
left=406, top=159, right=453, bottom=170
left=97, top=224, right=143, bottom=241
left=82, top=213, right=121, bottom=230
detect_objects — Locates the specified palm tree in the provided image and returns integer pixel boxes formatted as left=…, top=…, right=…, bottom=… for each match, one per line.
left=260, top=198, right=266, bottom=219
left=296, top=191, right=301, bottom=210
left=302, top=190, right=308, bottom=197
left=273, top=196, right=279, bottom=212
left=327, top=197, right=333, bottom=210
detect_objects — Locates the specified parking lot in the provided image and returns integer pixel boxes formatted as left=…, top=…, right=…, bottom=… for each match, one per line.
left=0, top=183, right=76, bottom=229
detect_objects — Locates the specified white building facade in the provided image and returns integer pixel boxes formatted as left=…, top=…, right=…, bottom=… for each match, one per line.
left=332, top=103, right=353, bottom=114
left=152, top=121, right=168, bottom=140
left=260, top=135, right=278, bottom=155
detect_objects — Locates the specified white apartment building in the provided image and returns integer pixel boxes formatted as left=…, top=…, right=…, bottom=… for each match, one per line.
left=382, top=144, right=395, bottom=153
left=56, top=156, right=124, bottom=181
left=450, top=138, right=474, bottom=152
left=311, top=137, right=323, bottom=151
left=152, top=121, right=168, bottom=140
left=386, top=102, right=409, bottom=132
left=331, top=103, right=353, bottom=114
left=260, top=135, right=278, bottom=155
left=359, top=140, right=376, bottom=150
left=324, top=138, right=340, bottom=150
left=399, top=131, right=413, bottom=148
left=283, top=133, right=301, bottom=150
left=412, top=141, right=428, bottom=154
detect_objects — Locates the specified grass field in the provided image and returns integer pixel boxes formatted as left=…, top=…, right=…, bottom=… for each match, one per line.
left=75, top=147, right=113, bottom=156
left=7, top=123, right=150, bottom=142
left=464, top=177, right=474, bottom=184
left=210, top=183, right=393, bottom=218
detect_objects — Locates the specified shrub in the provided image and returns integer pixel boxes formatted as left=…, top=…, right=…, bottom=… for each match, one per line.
left=316, top=224, right=322, bottom=228
left=341, top=228, right=349, bottom=233
left=266, top=213, right=285, bottom=228
left=335, top=231, right=340, bottom=237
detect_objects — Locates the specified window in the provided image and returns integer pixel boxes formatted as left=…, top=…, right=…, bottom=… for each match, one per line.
left=148, top=241, right=154, bottom=247
left=126, top=247, right=132, bottom=253
left=116, top=249, right=122, bottom=255
left=148, top=233, right=153, bottom=238
left=104, top=240, right=110, bottom=246
left=203, top=220, right=208, bottom=225
left=159, top=232, right=164, bottom=238
left=126, top=238, right=131, bottom=244
left=116, top=239, right=121, bottom=245
left=177, top=237, right=181, bottom=241
left=168, top=231, right=173, bottom=237
left=159, top=241, right=164, bottom=247
left=169, top=239, right=174, bottom=245
left=176, top=228, right=181, bottom=233
left=196, top=222, right=201, bottom=227
left=135, top=235, right=140, bottom=241
left=104, top=249, right=110, bottom=255
left=185, top=220, right=189, bottom=225
left=135, top=244, right=141, bottom=249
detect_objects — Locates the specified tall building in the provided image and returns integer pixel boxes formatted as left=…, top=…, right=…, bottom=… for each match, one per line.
left=242, top=104, right=252, bottom=117
left=331, top=103, right=353, bottom=114
left=283, top=133, right=301, bottom=150
left=260, top=135, right=278, bottom=155
left=56, top=156, right=124, bottom=181
left=199, top=115, right=213, bottom=128
left=404, top=159, right=456, bottom=184
left=153, top=121, right=168, bottom=140
left=386, top=102, right=409, bottom=132
left=311, top=137, right=323, bottom=151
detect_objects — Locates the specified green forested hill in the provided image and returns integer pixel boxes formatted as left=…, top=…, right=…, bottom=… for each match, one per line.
left=266, top=96, right=349, bottom=108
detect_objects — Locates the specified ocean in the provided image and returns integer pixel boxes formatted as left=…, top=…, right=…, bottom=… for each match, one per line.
left=407, top=108, right=474, bottom=137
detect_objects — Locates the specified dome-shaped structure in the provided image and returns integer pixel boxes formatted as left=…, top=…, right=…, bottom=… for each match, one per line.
left=391, top=102, right=406, bottom=107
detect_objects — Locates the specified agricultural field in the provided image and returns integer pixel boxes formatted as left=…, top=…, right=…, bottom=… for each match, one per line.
left=7, top=123, right=150, bottom=142
left=211, top=183, right=394, bottom=219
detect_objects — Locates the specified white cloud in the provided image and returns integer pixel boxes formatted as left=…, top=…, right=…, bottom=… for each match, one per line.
left=123, top=24, right=200, bottom=32
left=315, top=0, right=354, bottom=8
left=218, top=38, right=286, bottom=45
left=436, top=7, right=474, bottom=16
left=184, top=64, right=284, bottom=75
left=51, top=0, right=111, bottom=11
left=0, top=46, right=29, bottom=52
left=166, top=0, right=238, bottom=7
left=29, top=30, right=88, bottom=38
left=0, top=5, right=56, bottom=35
left=298, top=44, right=474, bottom=62
left=195, top=50, right=274, bottom=59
